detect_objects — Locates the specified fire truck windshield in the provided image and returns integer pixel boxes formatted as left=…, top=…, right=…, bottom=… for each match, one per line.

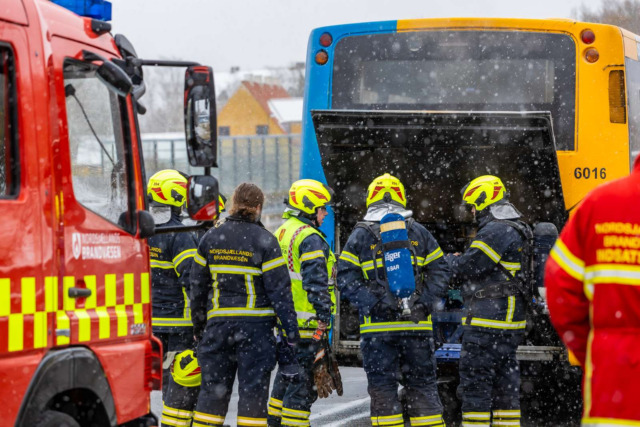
left=64, top=60, right=130, bottom=228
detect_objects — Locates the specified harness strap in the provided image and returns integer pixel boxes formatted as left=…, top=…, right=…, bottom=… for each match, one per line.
left=496, top=261, right=516, bottom=282
left=473, top=282, right=519, bottom=299
left=355, top=222, right=387, bottom=286
left=382, top=240, right=411, bottom=252
left=287, top=224, right=312, bottom=273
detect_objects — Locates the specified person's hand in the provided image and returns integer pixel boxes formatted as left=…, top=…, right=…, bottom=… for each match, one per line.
left=192, top=337, right=201, bottom=358
left=317, top=320, right=328, bottom=331
left=371, top=300, right=398, bottom=319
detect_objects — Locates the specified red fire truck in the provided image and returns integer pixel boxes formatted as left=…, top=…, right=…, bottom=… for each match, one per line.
left=0, top=1, right=219, bottom=426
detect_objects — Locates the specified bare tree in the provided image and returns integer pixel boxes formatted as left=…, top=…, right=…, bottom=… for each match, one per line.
left=577, top=0, right=640, bottom=34
left=270, top=62, right=306, bottom=97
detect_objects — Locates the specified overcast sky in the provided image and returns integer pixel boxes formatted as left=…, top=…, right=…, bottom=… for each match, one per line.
left=111, top=0, right=604, bottom=72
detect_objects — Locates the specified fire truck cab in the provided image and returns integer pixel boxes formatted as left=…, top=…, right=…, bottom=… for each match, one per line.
left=0, top=1, right=219, bottom=426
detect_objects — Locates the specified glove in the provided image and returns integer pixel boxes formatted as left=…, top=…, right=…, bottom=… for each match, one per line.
left=312, top=342, right=343, bottom=398
left=370, top=300, right=398, bottom=320
left=313, top=360, right=334, bottom=399
left=276, top=332, right=299, bottom=381
left=329, top=351, right=343, bottom=396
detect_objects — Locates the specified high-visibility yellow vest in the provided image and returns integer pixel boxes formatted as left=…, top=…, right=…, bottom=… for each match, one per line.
left=275, top=216, right=336, bottom=333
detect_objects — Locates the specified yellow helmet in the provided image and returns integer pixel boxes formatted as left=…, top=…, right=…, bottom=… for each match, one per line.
left=171, top=350, right=201, bottom=387
left=366, top=173, right=406, bottom=208
left=147, top=170, right=188, bottom=208
left=461, top=175, right=506, bottom=211
left=286, top=179, right=334, bottom=215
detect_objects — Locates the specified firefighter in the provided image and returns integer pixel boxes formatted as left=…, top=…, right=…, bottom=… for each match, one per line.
left=337, top=173, right=449, bottom=427
left=267, top=179, right=336, bottom=427
left=448, top=175, right=529, bottom=427
left=190, top=183, right=300, bottom=427
left=147, top=169, right=199, bottom=396
left=545, top=157, right=640, bottom=425
left=161, top=194, right=226, bottom=427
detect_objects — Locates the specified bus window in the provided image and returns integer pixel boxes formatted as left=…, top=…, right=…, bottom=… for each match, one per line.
left=332, top=31, right=576, bottom=150
left=626, top=57, right=640, bottom=168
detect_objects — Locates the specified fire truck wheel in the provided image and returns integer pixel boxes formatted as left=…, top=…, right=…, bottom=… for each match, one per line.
left=35, top=410, right=80, bottom=427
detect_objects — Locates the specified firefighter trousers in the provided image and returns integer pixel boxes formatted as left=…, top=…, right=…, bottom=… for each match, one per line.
left=160, top=373, right=199, bottom=427
left=361, top=334, right=445, bottom=427
left=268, top=339, right=320, bottom=427
left=155, top=328, right=194, bottom=396
left=194, top=321, right=277, bottom=427
left=459, top=329, right=523, bottom=427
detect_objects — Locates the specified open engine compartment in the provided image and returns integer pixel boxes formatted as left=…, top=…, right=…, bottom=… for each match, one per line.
left=312, top=110, right=568, bottom=351
left=312, top=109, right=567, bottom=253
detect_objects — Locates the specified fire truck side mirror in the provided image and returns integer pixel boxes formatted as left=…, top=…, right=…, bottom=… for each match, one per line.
left=184, top=66, right=217, bottom=167
left=96, top=60, right=132, bottom=97
left=137, top=210, right=156, bottom=238
left=187, top=175, right=219, bottom=221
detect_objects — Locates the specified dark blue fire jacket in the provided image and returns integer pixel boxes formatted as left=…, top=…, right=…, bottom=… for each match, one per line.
left=149, top=213, right=198, bottom=333
left=447, top=206, right=528, bottom=333
left=190, top=215, right=299, bottom=343
left=337, top=219, right=450, bottom=336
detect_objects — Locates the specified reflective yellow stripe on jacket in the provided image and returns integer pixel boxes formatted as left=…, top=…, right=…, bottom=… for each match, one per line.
left=173, top=248, right=197, bottom=272
left=549, top=239, right=585, bottom=281
left=205, top=262, right=279, bottom=319
left=339, top=251, right=360, bottom=267
left=470, top=240, right=501, bottom=263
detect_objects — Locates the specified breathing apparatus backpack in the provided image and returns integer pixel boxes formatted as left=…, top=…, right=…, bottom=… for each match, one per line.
left=355, top=214, right=420, bottom=319
left=465, top=219, right=558, bottom=319
left=492, top=220, right=558, bottom=301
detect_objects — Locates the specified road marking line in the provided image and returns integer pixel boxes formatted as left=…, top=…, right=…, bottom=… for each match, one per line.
left=310, top=397, right=370, bottom=421
left=321, top=411, right=371, bottom=427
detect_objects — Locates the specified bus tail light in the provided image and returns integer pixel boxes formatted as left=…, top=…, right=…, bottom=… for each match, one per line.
left=581, top=30, right=596, bottom=44
left=315, top=50, right=329, bottom=65
left=609, top=70, right=627, bottom=124
left=585, top=48, right=599, bottom=63
left=320, top=33, right=333, bottom=47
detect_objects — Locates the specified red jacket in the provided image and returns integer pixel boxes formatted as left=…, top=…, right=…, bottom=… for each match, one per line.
left=546, top=158, right=640, bottom=426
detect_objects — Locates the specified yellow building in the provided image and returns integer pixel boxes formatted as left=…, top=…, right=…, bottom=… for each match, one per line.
left=217, top=81, right=292, bottom=136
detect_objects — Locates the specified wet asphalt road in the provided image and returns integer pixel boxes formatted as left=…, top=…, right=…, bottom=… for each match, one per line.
left=151, top=367, right=371, bottom=426
left=151, top=366, right=582, bottom=426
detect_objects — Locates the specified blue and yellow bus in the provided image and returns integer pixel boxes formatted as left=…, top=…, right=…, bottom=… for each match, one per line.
left=300, top=17, right=640, bottom=370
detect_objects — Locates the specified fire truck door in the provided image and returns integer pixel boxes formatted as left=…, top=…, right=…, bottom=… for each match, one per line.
left=51, top=37, right=149, bottom=347
left=0, top=21, right=47, bottom=356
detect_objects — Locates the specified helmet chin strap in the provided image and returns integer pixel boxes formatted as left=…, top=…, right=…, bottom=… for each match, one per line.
left=300, top=210, right=320, bottom=227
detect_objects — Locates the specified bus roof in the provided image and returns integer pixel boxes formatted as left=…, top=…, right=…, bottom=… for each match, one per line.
left=311, top=17, right=638, bottom=42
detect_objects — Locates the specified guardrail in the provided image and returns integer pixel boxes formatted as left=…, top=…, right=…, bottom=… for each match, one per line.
left=141, top=134, right=301, bottom=229
left=142, top=134, right=300, bottom=193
